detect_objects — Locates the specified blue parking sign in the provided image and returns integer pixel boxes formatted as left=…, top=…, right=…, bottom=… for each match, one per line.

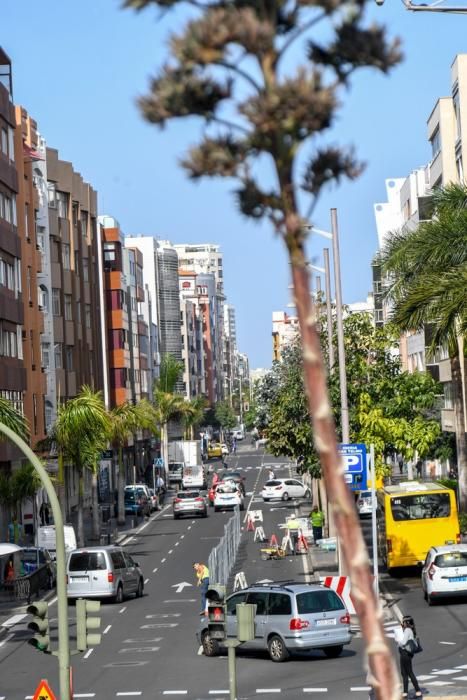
left=338, top=443, right=367, bottom=491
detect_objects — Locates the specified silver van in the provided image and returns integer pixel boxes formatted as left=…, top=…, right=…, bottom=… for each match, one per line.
left=198, top=582, right=351, bottom=662
left=66, top=546, right=144, bottom=603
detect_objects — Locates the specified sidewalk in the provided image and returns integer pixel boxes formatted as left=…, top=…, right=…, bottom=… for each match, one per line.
left=0, top=505, right=159, bottom=635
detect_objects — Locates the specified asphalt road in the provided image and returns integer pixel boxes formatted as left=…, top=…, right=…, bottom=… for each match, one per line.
left=1, top=445, right=467, bottom=699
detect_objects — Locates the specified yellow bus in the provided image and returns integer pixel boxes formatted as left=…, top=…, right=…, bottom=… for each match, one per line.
left=377, top=481, right=460, bottom=570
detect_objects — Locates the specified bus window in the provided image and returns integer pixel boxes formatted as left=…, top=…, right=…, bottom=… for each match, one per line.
left=391, top=493, right=450, bottom=521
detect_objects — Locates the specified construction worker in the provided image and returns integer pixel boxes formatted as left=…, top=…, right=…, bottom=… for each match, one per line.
left=286, top=515, right=301, bottom=555
left=193, top=562, right=210, bottom=615
left=310, top=505, right=325, bottom=545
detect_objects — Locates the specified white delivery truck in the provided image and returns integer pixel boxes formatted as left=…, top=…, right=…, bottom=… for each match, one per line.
left=182, top=464, right=206, bottom=490
left=168, top=440, right=202, bottom=468
left=36, top=524, right=77, bottom=561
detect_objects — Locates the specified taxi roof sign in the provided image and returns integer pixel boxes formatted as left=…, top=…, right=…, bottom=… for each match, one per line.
left=32, top=678, right=57, bottom=700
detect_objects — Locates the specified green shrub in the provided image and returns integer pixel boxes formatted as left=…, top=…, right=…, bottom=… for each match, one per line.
left=437, top=478, right=458, bottom=492
left=459, top=512, right=467, bottom=535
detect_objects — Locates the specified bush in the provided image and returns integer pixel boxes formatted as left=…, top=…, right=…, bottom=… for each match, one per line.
left=459, top=512, right=467, bottom=535
left=437, top=478, right=458, bottom=492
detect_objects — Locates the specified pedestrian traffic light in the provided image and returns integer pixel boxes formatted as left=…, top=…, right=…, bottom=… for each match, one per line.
left=76, top=598, right=102, bottom=651
left=27, top=601, right=50, bottom=653
left=206, top=584, right=227, bottom=641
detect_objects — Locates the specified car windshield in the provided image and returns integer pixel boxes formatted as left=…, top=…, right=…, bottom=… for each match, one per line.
left=125, top=492, right=138, bottom=502
left=224, top=472, right=241, bottom=479
left=434, top=552, right=467, bottom=568
left=359, top=492, right=371, bottom=499
left=265, top=480, right=281, bottom=487
left=21, top=550, right=42, bottom=564
left=69, top=552, right=106, bottom=571
left=391, top=493, right=450, bottom=521
left=177, top=492, right=199, bottom=499
left=297, top=589, right=345, bottom=614
left=218, top=485, right=237, bottom=493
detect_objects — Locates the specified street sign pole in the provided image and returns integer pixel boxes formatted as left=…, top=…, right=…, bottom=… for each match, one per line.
left=370, top=444, right=379, bottom=597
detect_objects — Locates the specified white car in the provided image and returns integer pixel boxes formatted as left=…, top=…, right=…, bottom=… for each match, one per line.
left=261, top=478, right=311, bottom=502
left=214, top=483, right=244, bottom=511
left=221, top=443, right=229, bottom=456
left=421, top=544, right=467, bottom=605
left=356, top=491, right=373, bottom=518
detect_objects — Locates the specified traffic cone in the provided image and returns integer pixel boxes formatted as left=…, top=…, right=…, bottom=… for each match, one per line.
left=269, top=533, right=278, bottom=547
left=247, top=516, right=255, bottom=532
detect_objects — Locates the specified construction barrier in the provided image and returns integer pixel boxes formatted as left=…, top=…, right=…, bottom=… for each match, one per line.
left=321, top=576, right=356, bottom=614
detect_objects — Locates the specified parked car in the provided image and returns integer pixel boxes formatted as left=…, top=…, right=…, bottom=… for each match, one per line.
left=198, top=582, right=351, bottom=661
left=168, top=462, right=184, bottom=487
left=422, top=544, right=467, bottom=605
left=21, top=547, right=56, bottom=589
left=173, top=490, right=208, bottom=519
left=261, top=479, right=311, bottom=502
left=221, top=444, right=229, bottom=456
left=124, top=490, right=150, bottom=517
left=67, top=546, right=144, bottom=602
left=356, top=491, right=373, bottom=518
left=125, top=484, right=154, bottom=513
left=214, top=482, right=244, bottom=511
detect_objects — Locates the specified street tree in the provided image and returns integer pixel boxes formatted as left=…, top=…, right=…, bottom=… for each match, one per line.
left=109, top=399, right=156, bottom=525
left=125, top=0, right=402, bottom=692
left=54, top=386, right=110, bottom=546
left=379, top=183, right=467, bottom=507
left=214, top=400, right=237, bottom=436
left=153, top=354, right=190, bottom=469
left=0, top=463, right=41, bottom=543
left=0, top=395, right=28, bottom=443
left=183, top=395, right=208, bottom=440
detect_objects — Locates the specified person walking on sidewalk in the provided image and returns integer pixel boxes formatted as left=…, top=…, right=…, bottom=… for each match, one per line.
left=310, top=506, right=325, bottom=545
left=193, top=562, right=210, bottom=615
left=394, top=615, right=422, bottom=698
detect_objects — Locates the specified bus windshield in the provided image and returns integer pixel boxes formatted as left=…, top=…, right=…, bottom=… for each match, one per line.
left=391, top=493, right=450, bottom=521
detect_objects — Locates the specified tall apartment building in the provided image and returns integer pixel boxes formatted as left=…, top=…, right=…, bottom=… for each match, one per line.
left=0, top=50, right=26, bottom=479
left=14, top=106, right=47, bottom=447
left=223, top=303, right=237, bottom=403
left=175, top=244, right=225, bottom=402
left=179, top=269, right=205, bottom=399
left=272, top=310, right=299, bottom=361
left=156, top=241, right=183, bottom=368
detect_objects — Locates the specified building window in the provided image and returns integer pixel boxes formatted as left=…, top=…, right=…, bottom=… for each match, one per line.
left=375, top=308, right=384, bottom=324
left=0, top=324, right=18, bottom=358
left=106, top=289, right=124, bottom=310
left=48, top=184, right=56, bottom=208
left=8, top=127, right=14, bottom=163
left=33, top=394, right=38, bottom=435
left=430, top=128, right=441, bottom=159
left=41, top=342, right=50, bottom=368
left=62, top=243, right=71, bottom=270
left=45, top=400, right=53, bottom=432
left=52, top=288, right=61, bottom=316
left=1, top=128, right=7, bottom=155
left=25, top=203, right=30, bottom=239
left=453, top=89, right=461, bottom=141
left=76, top=300, right=81, bottom=324
left=83, top=258, right=89, bottom=282
left=85, top=304, right=91, bottom=329
left=27, top=266, right=32, bottom=303
left=444, top=381, right=453, bottom=410
left=65, top=346, right=73, bottom=371
left=56, top=191, right=68, bottom=219
left=30, top=330, right=35, bottom=365
left=456, top=154, right=464, bottom=182
left=64, top=294, right=73, bottom=321
left=80, top=212, right=87, bottom=239
left=54, top=343, right=62, bottom=369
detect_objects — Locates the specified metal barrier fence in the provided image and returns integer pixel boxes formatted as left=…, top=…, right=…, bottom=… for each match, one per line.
left=208, top=506, right=241, bottom=586
left=0, top=564, right=51, bottom=605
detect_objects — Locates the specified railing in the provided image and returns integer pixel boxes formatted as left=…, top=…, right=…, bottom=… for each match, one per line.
left=0, top=565, right=51, bottom=605
left=208, top=506, right=241, bottom=586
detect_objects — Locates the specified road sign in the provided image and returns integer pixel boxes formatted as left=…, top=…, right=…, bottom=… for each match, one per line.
left=32, top=679, right=56, bottom=700
left=338, top=443, right=367, bottom=491
left=154, top=457, right=164, bottom=467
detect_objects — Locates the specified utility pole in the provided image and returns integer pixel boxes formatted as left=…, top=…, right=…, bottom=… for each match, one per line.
left=331, top=208, right=350, bottom=444
left=323, top=248, right=334, bottom=371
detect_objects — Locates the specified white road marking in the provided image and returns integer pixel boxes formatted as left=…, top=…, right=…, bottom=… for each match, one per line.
left=141, top=623, right=178, bottom=629
left=172, top=581, right=192, bottom=593
left=192, top=520, right=196, bottom=524
left=2, top=613, right=26, bottom=628
left=168, top=549, right=173, bottom=554
left=144, top=578, right=149, bottom=584
left=153, top=567, right=158, bottom=573
left=116, top=693, right=142, bottom=697
left=163, top=514, right=172, bottom=518
left=303, top=690, right=327, bottom=694
left=424, top=681, right=454, bottom=686
left=162, top=692, right=188, bottom=696
left=103, top=625, right=112, bottom=634
left=119, top=607, right=127, bottom=614
left=350, top=688, right=371, bottom=692
left=145, top=613, right=180, bottom=618
left=417, top=675, right=436, bottom=681
left=180, top=535, right=185, bottom=539
left=256, top=690, right=281, bottom=694
left=439, top=641, right=456, bottom=645
left=124, top=637, right=163, bottom=643
left=164, top=599, right=196, bottom=603
left=432, top=669, right=461, bottom=674
left=197, top=645, right=204, bottom=655
left=0, top=633, right=14, bottom=648
left=74, top=695, right=96, bottom=698
left=137, top=522, right=149, bottom=532
left=187, top=526, right=192, bottom=530
left=209, top=691, right=229, bottom=695
left=175, top=541, right=179, bottom=546
left=119, top=647, right=160, bottom=653
left=83, top=648, right=94, bottom=659
left=456, top=664, right=467, bottom=669
left=161, top=558, right=166, bottom=563
left=455, top=676, right=467, bottom=680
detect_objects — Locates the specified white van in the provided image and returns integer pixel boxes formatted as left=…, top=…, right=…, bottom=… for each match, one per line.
left=182, top=464, right=206, bottom=490
left=36, top=525, right=77, bottom=561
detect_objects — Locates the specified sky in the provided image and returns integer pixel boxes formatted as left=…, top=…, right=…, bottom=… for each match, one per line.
left=2, top=1, right=467, bottom=369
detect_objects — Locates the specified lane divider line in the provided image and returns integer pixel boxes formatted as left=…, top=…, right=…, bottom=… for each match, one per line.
left=83, top=648, right=94, bottom=659
left=103, top=625, right=112, bottom=634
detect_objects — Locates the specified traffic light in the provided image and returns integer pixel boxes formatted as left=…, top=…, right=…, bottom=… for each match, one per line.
left=76, top=598, right=102, bottom=651
left=206, top=584, right=226, bottom=641
left=27, top=601, right=50, bottom=653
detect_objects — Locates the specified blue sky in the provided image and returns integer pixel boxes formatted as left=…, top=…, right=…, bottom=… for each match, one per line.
left=1, top=1, right=465, bottom=368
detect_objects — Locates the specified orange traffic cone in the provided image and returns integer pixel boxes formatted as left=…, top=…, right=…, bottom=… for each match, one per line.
left=269, top=533, right=278, bottom=547
left=247, top=516, right=255, bottom=532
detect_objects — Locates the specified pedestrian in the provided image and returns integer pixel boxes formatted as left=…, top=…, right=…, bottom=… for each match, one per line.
left=394, top=615, right=422, bottom=698
left=193, top=562, right=210, bottom=615
left=286, top=515, right=301, bottom=554
left=310, top=505, right=325, bottom=545
left=268, top=468, right=275, bottom=481
left=39, top=501, right=50, bottom=526
left=415, top=459, right=423, bottom=479
left=398, top=454, right=404, bottom=475
left=232, top=439, right=237, bottom=455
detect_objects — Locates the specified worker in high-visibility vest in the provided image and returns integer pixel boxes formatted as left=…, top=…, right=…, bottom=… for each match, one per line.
left=286, top=515, right=301, bottom=555
left=193, top=562, right=210, bottom=615
left=310, top=506, right=325, bottom=545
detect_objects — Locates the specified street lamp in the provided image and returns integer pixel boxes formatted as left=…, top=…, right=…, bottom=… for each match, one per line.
left=376, top=0, right=467, bottom=11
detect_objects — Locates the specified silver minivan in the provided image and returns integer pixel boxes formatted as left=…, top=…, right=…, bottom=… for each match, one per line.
left=66, top=546, right=144, bottom=603
left=199, top=582, right=351, bottom=662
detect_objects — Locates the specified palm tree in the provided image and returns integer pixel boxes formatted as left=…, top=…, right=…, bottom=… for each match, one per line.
left=54, top=386, right=110, bottom=546
left=0, top=395, right=29, bottom=443
left=183, top=396, right=208, bottom=440
left=108, top=399, right=156, bottom=525
left=0, top=463, right=41, bottom=543
left=379, top=183, right=467, bottom=507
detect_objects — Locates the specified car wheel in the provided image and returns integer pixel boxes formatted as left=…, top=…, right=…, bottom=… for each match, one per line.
left=135, top=578, right=144, bottom=598
left=202, top=630, right=219, bottom=657
left=263, top=498, right=270, bottom=502
left=268, top=634, right=290, bottom=662
left=282, top=492, right=289, bottom=502
left=323, top=645, right=343, bottom=658
left=202, top=511, right=208, bottom=518
left=174, top=514, right=180, bottom=520
left=113, top=585, right=124, bottom=604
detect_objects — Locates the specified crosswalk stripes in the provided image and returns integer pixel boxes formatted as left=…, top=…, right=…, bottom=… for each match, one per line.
left=350, top=620, right=400, bottom=639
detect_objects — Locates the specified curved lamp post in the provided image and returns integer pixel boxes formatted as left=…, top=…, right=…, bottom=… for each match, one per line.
left=0, top=421, right=70, bottom=700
